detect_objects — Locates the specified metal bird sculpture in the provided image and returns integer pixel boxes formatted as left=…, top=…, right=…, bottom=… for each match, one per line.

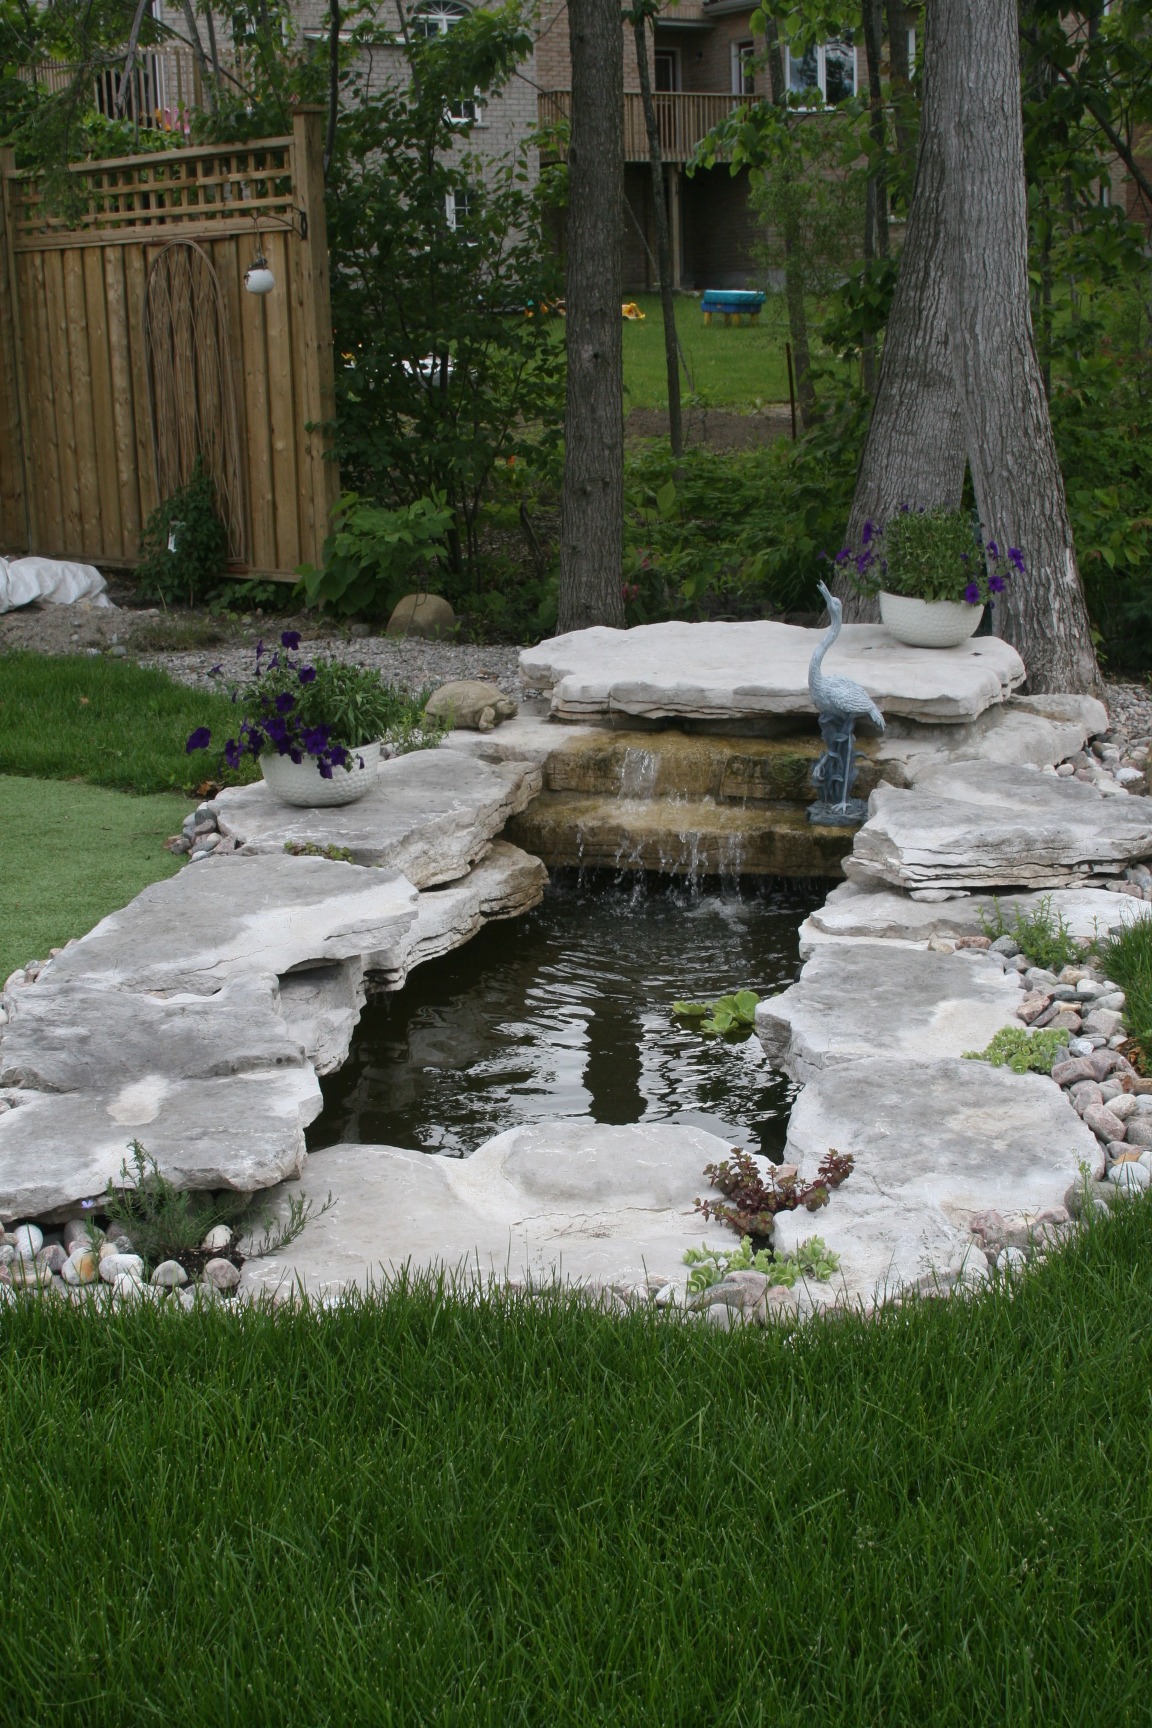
left=807, top=579, right=885, bottom=825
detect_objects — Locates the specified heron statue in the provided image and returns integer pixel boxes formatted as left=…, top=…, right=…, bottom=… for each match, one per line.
left=807, top=579, right=885, bottom=825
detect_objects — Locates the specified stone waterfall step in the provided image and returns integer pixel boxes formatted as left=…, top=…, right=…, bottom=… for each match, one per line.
left=498, top=728, right=875, bottom=876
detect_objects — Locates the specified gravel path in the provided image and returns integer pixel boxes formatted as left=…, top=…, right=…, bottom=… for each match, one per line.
left=138, top=637, right=533, bottom=700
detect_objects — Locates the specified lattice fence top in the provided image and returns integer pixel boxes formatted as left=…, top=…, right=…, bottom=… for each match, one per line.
left=11, top=136, right=298, bottom=249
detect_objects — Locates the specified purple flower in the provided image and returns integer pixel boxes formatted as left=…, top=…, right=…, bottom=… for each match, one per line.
left=862, top=519, right=874, bottom=544
left=986, top=541, right=999, bottom=560
left=275, top=692, right=296, bottom=714
left=223, top=738, right=243, bottom=769
left=255, top=639, right=265, bottom=660
left=281, top=630, right=302, bottom=650
left=302, top=726, right=330, bottom=756
left=289, top=748, right=303, bottom=764
left=856, top=552, right=871, bottom=575
left=835, top=548, right=851, bottom=565
left=989, top=574, right=1005, bottom=594
left=329, top=745, right=349, bottom=768
left=267, top=653, right=280, bottom=671
left=186, top=726, right=212, bottom=753
left=298, top=666, right=317, bottom=685
left=1008, top=547, right=1025, bottom=573
left=318, top=760, right=334, bottom=779
left=208, top=663, right=223, bottom=677
left=963, top=582, right=982, bottom=605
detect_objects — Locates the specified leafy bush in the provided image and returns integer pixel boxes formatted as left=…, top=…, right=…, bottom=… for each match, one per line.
left=981, top=895, right=1082, bottom=973
left=135, top=461, right=229, bottom=607
left=297, top=493, right=454, bottom=620
left=673, top=990, right=759, bottom=1035
left=839, top=506, right=1023, bottom=606
left=963, top=1027, right=1071, bottom=1074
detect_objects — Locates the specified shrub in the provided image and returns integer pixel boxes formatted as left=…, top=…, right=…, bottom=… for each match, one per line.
left=135, top=460, right=229, bottom=607
left=297, top=493, right=454, bottom=620
left=695, top=1148, right=854, bottom=1240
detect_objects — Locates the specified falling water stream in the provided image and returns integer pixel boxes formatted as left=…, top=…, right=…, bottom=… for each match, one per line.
left=310, top=872, right=824, bottom=1161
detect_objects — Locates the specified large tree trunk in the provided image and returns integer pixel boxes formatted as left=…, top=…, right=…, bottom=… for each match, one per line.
left=558, top=0, right=626, bottom=633
left=838, top=0, right=967, bottom=618
left=633, top=13, right=682, bottom=458
left=860, top=0, right=889, bottom=397
left=935, top=0, right=1099, bottom=692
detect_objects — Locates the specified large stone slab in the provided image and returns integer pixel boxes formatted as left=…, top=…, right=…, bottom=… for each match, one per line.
left=0, top=1065, right=321, bottom=1222
left=521, top=621, right=1025, bottom=725
left=772, top=1057, right=1099, bottom=1308
left=802, top=879, right=1152, bottom=952
left=213, top=750, right=542, bottom=886
left=373, top=842, right=547, bottom=987
left=0, top=973, right=305, bottom=1092
left=847, top=762, right=1152, bottom=895
left=239, top=1122, right=737, bottom=1299
left=874, top=695, right=1106, bottom=786
left=38, top=855, right=419, bottom=997
left=756, top=944, right=1022, bottom=1079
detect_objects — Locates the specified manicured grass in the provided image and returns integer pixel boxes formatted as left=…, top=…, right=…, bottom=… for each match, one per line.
left=623, top=291, right=792, bottom=410
left=3, top=1204, right=1152, bottom=1721
left=0, top=650, right=258, bottom=796
left=0, top=775, right=189, bottom=980
left=1098, top=917, right=1152, bottom=1045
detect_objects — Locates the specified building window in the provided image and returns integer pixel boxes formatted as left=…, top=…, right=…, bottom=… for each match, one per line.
left=411, top=0, right=469, bottom=38
left=786, top=36, right=856, bottom=104
left=732, top=39, right=755, bottom=97
left=445, top=188, right=474, bottom=230
left=654, top=48, right=679, bottom=91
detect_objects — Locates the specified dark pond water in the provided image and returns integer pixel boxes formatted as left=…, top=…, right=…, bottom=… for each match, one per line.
left=309, top=872, right=822, bottom=1161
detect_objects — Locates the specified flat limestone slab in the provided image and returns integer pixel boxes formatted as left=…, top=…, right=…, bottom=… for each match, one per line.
left=374, top=842, right=548, bottom=987
left=441, top=712, right=609, bottom=767
left=773, top=1057, right=1099, bottom=1307
left=847, top=762, right=1152, bottom=894
left=213, top=750, right=543, bottom=887
left=756, top=944, right=1022, bottom=1079
left=39, top=855, right=419, bottom=996
left=802, top=880, right=1152, bottom=952
left=521, top=622, right=1025, bottom=725
left=0, top=974, right=306, bottom=1092
left=239, top=1122, right=736, bottom=1298
left=0, top=1065, right=321, bottom=1222
left=874, top=695, right=1106, bottom=786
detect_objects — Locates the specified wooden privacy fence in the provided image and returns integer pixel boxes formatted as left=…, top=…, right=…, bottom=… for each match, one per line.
left=0, top=109, right=339, bottom=582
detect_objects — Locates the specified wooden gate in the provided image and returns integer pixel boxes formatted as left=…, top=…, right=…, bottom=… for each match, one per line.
left=0, top=109, right=338, bottom=581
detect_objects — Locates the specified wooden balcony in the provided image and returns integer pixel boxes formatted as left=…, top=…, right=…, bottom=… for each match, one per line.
left=538, top=90, right=743, bottom=165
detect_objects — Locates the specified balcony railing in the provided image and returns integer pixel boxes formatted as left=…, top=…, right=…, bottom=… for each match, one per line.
left=539, top=90, right=743, bottom=164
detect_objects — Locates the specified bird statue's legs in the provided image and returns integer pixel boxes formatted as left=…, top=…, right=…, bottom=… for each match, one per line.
left=808, top=715, right=870, bottom=827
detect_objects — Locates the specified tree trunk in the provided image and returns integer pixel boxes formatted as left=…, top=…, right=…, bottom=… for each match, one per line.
left=633, top=13, right=683, bottom=458
left=839, top=0, right=967, bottom=617
left=764, top=20, right=817, bottom=430
left=935, top=0, right=1099, bottom=692
left=558, top=0, right=625, bottom=634
left=860, top=0, right=889, bottom=396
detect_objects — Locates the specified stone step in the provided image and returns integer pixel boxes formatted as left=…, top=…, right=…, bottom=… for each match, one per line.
left=504, top=793, right=852, bottom=877
left=540, top=728, right=881, bottom=805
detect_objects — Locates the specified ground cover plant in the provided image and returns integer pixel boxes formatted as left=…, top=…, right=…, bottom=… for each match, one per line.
left=0, top=774, right=186, bottom=981
left=0, top=651, right=258, bottom=796
left=981, top=895, right=1082, bottom=974
left=3, top=1201, right=1152, bottom=1720
left=964, top=1025, right=1071, bottom=1075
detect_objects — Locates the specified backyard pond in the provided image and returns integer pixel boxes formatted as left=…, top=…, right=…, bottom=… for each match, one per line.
left=309, top=871, right=823, bottom=1160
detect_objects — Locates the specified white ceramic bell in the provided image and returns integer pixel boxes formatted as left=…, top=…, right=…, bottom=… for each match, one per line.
left=245, top=256, right=275, bottom=295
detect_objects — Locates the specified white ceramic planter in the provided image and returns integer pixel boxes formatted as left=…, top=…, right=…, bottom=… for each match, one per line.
left=260, top=742, right=380, bottom=807
left=879, top=590, right=983, bottom=649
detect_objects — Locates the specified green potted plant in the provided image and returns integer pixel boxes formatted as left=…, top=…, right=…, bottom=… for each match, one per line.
left=186, top=632, right=441, bottom=807
left=835, top=507, right=1023, bottom=648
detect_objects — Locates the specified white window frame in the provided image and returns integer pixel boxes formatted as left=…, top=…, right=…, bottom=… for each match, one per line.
left=731, top=39, right=756, bottom=98
left=445, top=188, right=475, bottom=230
left=784, top=37, right=857, bottom=105
left=409, top=0, right=483, bottom=125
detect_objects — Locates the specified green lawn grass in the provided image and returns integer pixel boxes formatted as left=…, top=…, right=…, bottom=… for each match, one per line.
left=0, top=774, right=188, bottom=980
left=0, top=651, right=258, bottom=796
left=3, top=1202, right=1152, bottom=1722
left=623, top=291, right=792, bottom=411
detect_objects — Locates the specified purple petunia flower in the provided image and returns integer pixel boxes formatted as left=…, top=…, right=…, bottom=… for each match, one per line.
left=186, top=726, right=212, bottom=753
left=835, top=548, right=851, bottom=565
left=1008, top=547, right=1025, bottom=573
left=298, top=666, right=317, bottom=685
left=862, top=519, right=874, bottom=544
left=318, top=760, right=334, bottom=779
left=281, top=630, right=302, bottom=650
left=329, top=745, right=349, bottom=767
left=255, top=639, right=265, bottom=659
left=275, top=692, right=296, bottom=714
left=856, top=552, right=871, bottom=575
left=208, top=663, right=223, bottom=677
left=989, top=575, right=1005, bottom=593
left=986, top=541, right=999, bottom=560
left=223, top=739, right=243, bottom=769
left=302, top=727, right=330, bottom=756
left=963, top=582, right=982, bottom=605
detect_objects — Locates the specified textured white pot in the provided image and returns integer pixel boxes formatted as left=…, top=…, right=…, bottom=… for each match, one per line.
left=260, top=742, right=380, bottom=807
left=879, top=590, right=983, bottom=649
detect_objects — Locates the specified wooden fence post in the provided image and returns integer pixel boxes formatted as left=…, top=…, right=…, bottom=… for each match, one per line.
left=292, top=107, right=339, bottom=568
left=0, top=148, right=31, bottom=551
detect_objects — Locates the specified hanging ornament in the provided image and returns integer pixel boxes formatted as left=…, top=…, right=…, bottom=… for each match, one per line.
left=245, top=251, right=275, bottom=295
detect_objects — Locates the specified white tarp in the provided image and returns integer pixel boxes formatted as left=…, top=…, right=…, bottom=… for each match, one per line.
left=0, top=556, right=112, bottom=614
